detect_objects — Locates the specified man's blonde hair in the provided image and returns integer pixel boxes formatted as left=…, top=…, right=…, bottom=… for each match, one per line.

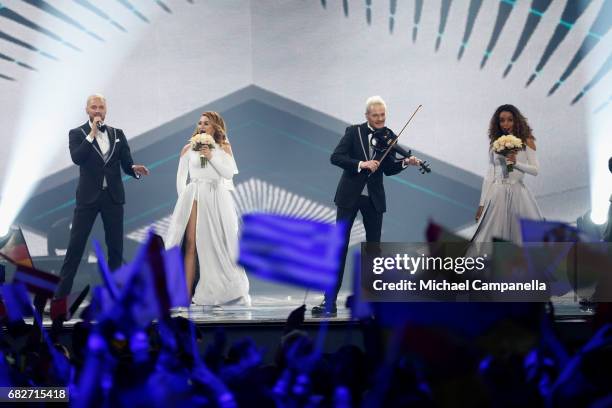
left=86, top=94, right=106, bottom=106
left=365, top=96, right=387, bottom=113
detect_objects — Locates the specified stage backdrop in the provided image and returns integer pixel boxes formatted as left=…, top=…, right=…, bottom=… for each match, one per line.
left=1, top=0, right=610, bottom=294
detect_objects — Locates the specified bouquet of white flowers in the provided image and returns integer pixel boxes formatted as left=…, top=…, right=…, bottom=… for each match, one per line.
left=189, top=133, right=215, bottom=168
left=492, top=134, right=523, bottom=173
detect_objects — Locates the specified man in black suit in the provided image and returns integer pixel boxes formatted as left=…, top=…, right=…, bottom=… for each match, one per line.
left=55, top=94, right=149, bottom=297
left=312, top=96, right=421, bottom=316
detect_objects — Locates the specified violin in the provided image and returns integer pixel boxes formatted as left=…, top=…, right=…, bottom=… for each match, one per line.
left=370, top=127, right=431, bottom=174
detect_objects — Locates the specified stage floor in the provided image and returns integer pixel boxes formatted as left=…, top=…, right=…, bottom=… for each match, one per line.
left=175, top=294, right=352, bottom=324
left=46, top=291, right=592, bottom=327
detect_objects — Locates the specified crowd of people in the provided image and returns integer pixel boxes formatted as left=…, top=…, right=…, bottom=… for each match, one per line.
left=0, top=299, right=611, bottom=407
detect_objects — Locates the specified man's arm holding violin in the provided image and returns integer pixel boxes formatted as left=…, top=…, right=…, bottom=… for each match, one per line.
left=370, top=129, right=423, bottom=176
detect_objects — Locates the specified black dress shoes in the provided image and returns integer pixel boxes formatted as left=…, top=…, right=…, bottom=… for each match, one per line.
left=311, top=300, right=337, bottom=317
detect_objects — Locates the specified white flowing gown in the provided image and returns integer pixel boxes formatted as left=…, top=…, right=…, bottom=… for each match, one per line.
left=472, top=146, right=543, bottom=244
left=165, top=146, right=250, bottom=306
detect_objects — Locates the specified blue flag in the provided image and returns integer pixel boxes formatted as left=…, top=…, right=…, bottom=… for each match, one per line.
left=520, top=218, right=582, bottom=242
left=88, top=285, right=115, bottom=319
left=93, top=240, right=119, bottom=300
left=0, top=283, right=32, bottom=322
left=350, top=250, right=372, bottom=320
left=238, top=213, right=346, bottom=291
left=110, top=230, right=189, bottom=328
left=162, top=245, right=189, bottom=308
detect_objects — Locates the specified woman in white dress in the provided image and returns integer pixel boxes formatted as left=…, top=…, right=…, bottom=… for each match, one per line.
left=472, top=104, right=543, bottom=244
left=165, top=112, right=250, bottom=306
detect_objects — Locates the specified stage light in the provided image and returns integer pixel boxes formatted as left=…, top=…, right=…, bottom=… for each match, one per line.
left=577, top=210, right=605, bottom=240
left=0, top=3, right=163, bottom=234
left=0, top=202, right=11, bottom=237
left=581, top=2, right=612, bottom=226
left=0, top=200, right=14, bottom=238
left=589, top=117, right=611, bottom=227
left=587, top=103, right=611, bottom=226
left=0, top=222, right=9, bottom=240
left=590, top=205, right=609, bottom=225
left=586, top=84, right=612, bottom=225
left=587, top=131, right=611, bottom=225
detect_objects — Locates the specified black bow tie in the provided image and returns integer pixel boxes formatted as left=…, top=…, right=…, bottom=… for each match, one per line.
left=96, top=123, right=107, bottom=133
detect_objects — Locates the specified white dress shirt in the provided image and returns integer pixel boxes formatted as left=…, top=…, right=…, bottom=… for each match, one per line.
left=86, top=121, right=110, bottom=187
left=357, top=125, right=375, bottom=196
left=86, top=121, right=110, bottom=154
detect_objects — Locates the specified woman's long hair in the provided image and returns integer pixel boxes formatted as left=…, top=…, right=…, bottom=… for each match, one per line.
left=488, top=104, right=534, bottom=146
left=192, top=111, right=228, bottom=144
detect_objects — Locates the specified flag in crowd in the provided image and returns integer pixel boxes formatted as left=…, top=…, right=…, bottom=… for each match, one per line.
left=0, top=226, right=33, bottom=268
left=239, top=213, right=346, bottom=291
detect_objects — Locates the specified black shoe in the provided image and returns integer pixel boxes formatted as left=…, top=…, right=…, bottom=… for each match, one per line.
left=311, top=300, right=337, bottom=317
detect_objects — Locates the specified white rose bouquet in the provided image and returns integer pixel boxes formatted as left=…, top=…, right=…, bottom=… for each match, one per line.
left=189, top=133, right=215, bottom=168
left=492, top=134, right=523, bottom=173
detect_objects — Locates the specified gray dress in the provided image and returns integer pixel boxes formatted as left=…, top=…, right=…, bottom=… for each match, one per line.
left=471, top=146, right=543, bottom=244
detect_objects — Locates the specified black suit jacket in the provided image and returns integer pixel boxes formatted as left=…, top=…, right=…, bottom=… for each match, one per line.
left=69, top=122, right=138, bottom=205
left=331, top=123, right=406, bottom=213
